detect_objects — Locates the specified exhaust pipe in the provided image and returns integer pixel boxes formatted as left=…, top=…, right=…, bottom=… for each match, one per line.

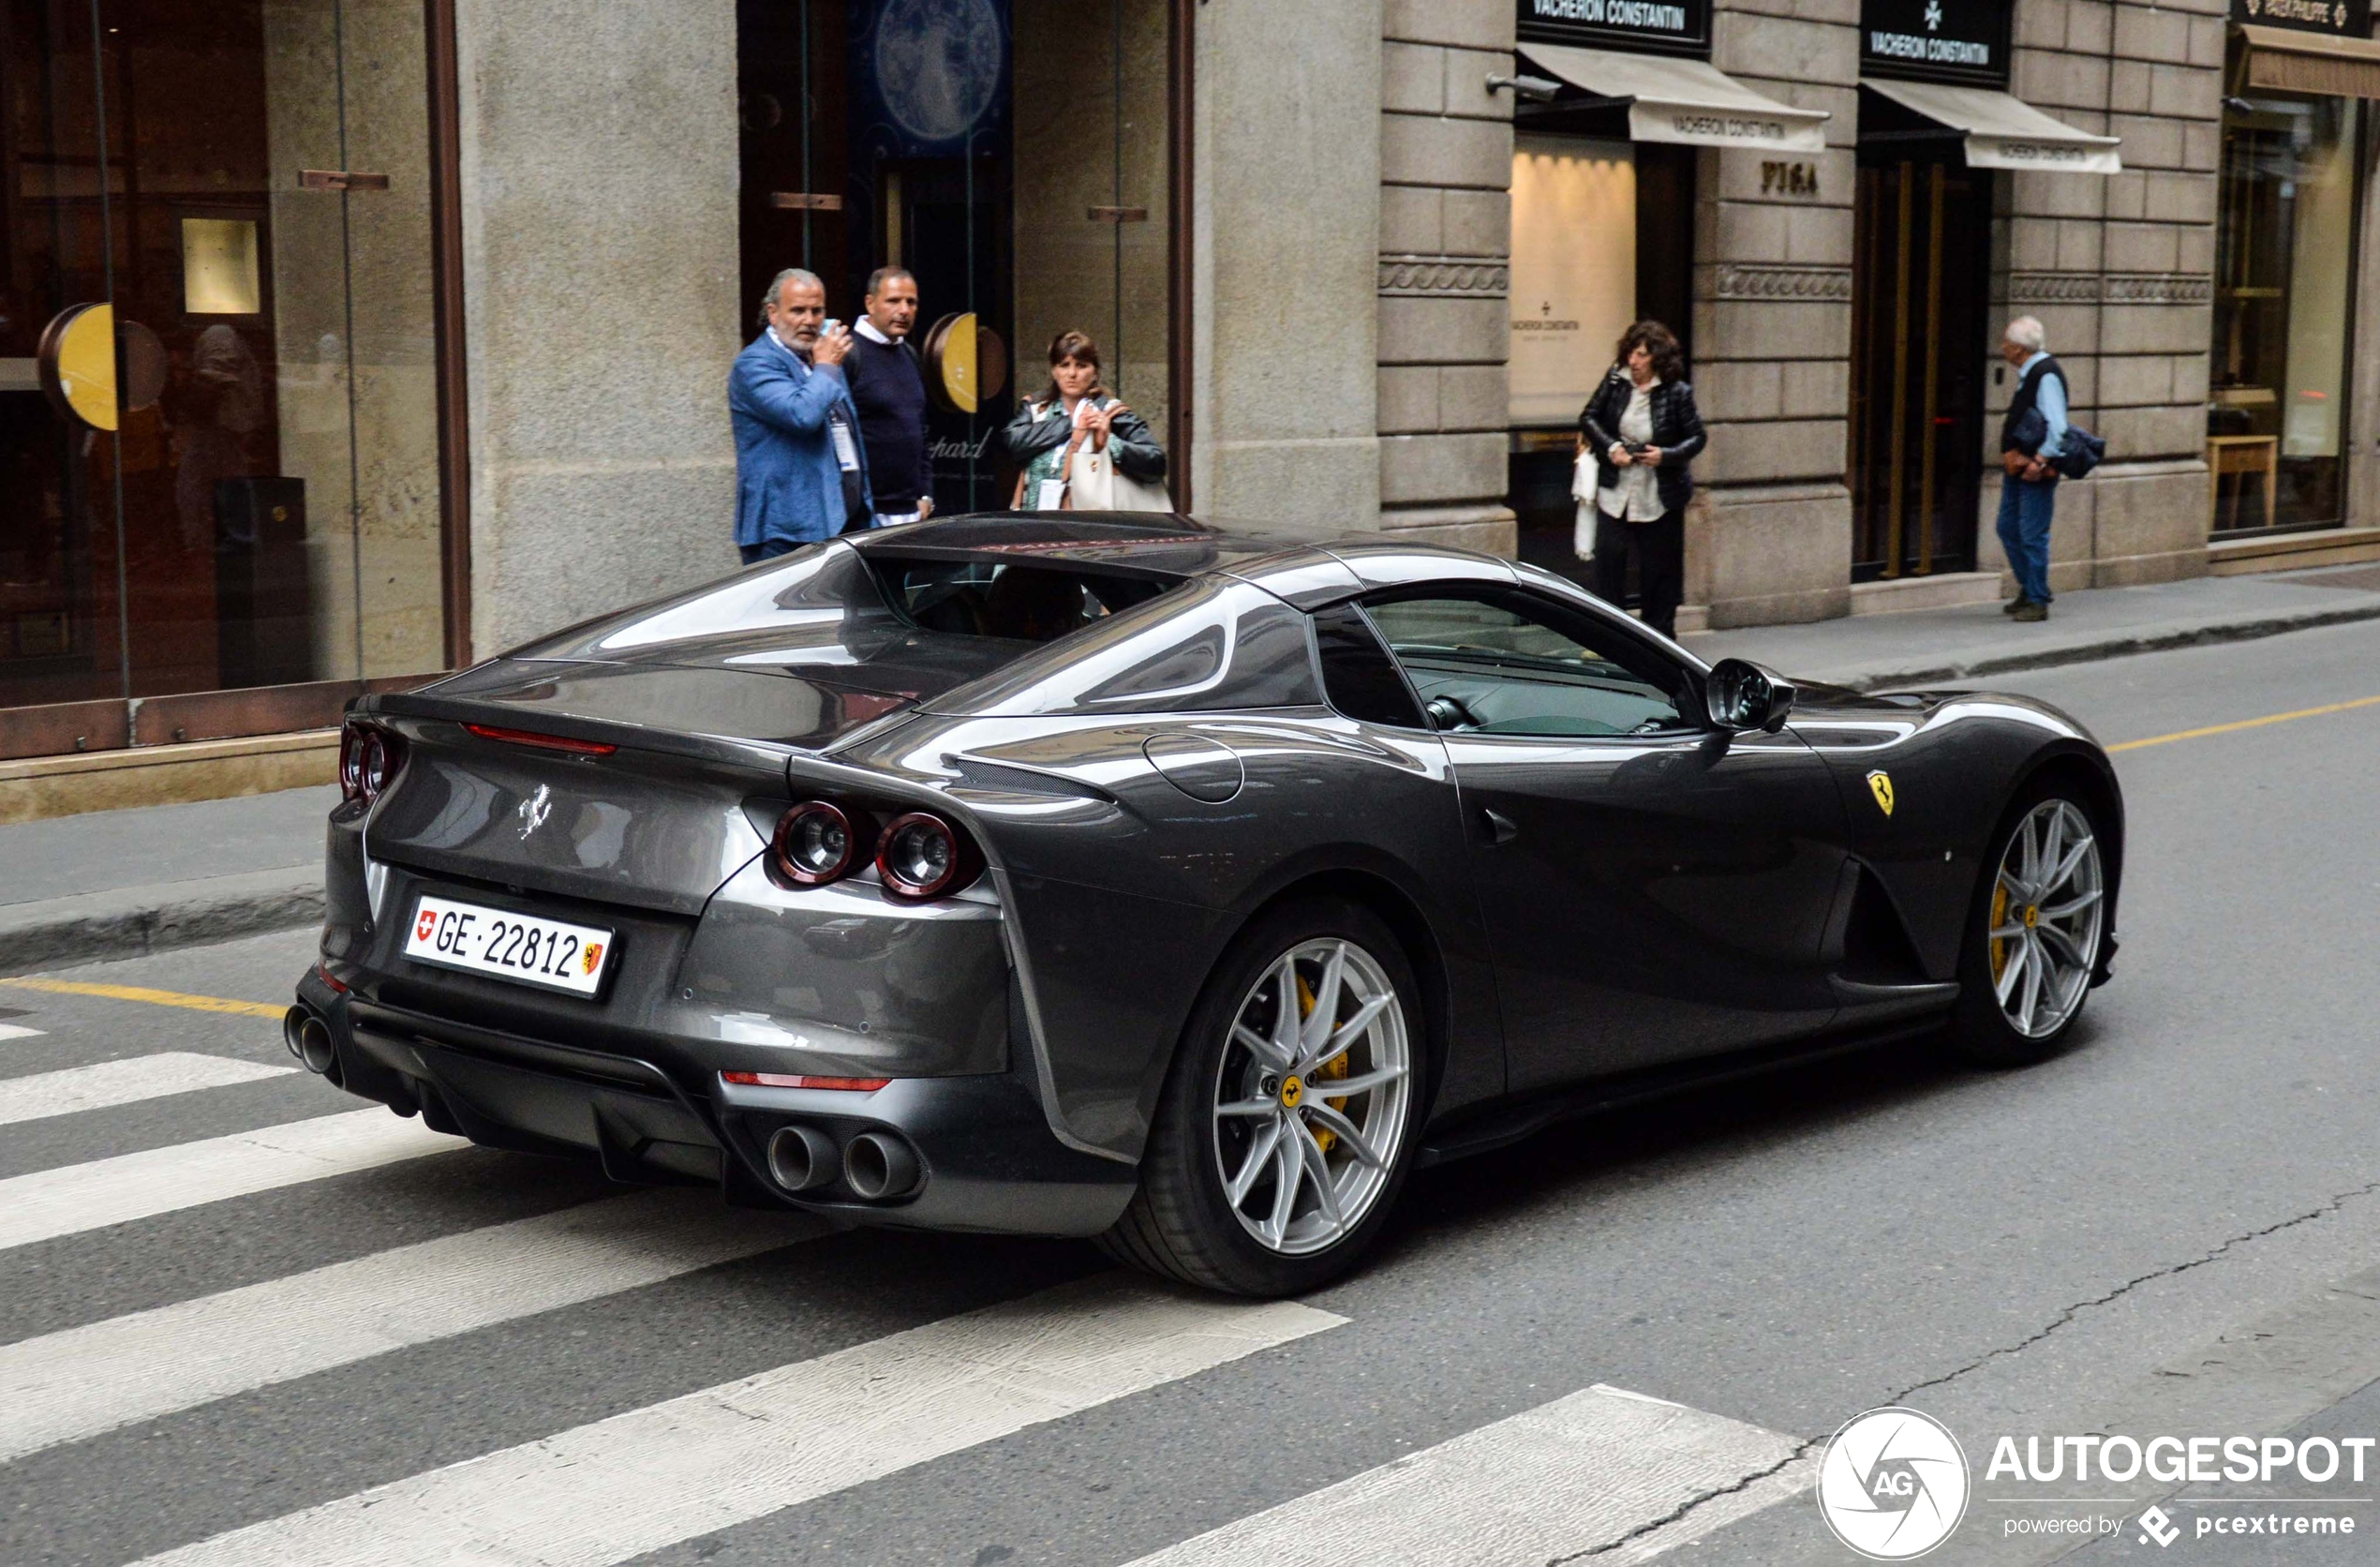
left=842, top=1130, right=921, bottom=1201
left=283, top=1006, right=337, bottom=1077
left=766, top=1125, right=839, bottom=1192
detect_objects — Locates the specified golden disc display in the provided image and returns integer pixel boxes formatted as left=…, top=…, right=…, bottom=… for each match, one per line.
left=37, top=302, right=119, bottom=432
left=922, top=313, right=1008, bottom=416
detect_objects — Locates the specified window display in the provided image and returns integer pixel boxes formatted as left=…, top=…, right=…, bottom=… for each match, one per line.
left=2211, top=93, right=2360, bottom=534
left=0, top=0, right=448, bottom=754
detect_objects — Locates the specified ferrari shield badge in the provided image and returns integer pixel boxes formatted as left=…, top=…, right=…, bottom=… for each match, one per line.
left=1867, top=770, right=1896, bottom=816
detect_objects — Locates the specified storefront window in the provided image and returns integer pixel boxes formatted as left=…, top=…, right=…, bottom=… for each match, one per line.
left=736, top=0, right=1174, bottom=515
left=0, top=0, right=447, bottom=755
left=1503, top=121, right=1693, bottom=589
left=2212, top=93, right=2361, bottom=535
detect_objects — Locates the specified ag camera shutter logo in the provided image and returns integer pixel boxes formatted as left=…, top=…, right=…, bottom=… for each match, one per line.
left=1818, top=1407, right=1971, bottom=1559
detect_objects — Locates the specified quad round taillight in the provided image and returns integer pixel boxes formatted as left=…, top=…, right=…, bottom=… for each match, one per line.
left=771, top=800, right=873, bottom=887
left=339, top=723, right=405, bottom=807
left=876, top=812, right=976, bottom=900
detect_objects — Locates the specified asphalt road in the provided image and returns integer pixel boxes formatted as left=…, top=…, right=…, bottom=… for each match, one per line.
left=6, top=619, right=2380, bottom=1566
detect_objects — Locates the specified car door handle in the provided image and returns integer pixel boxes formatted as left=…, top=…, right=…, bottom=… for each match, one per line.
left=1479, top=808, right=1519, bottom=846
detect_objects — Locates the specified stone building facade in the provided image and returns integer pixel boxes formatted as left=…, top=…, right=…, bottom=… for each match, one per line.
left=9, top=0, right=2380, bottom=807
left=1343, top=0, right=2378, bottom=627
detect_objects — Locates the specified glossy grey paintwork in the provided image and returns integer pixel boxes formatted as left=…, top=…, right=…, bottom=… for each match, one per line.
left=831, top=705, right=1495, bottom=1159
left=318, top=515, right=2122, bottom=1229
left=677, top=863, right=1009, bottom=1078
left=1443, top=724, right=1852, bottom=1086
left=1785, top=687, right=2120, bottom=979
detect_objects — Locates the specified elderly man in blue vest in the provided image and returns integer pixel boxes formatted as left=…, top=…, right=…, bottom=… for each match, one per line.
left=1996, top=314, right=2069, bottom=623
left=730, top=268, right=873, bottom=564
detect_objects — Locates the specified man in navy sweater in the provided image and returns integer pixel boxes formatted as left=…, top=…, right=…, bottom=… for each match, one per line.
left=846, top=267, right=934, bottom=528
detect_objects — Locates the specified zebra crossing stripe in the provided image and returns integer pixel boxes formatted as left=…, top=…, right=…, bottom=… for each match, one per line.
left=130, top=1276, right=1344, bottom=1567
left=0, top=1052, right=294, bottom=1127
left=1119, top=1383, right=1815, bottom=1567
left=0, top=1189, right=835, bottom=1462
left=0, top=1108, right=456, bottom=1251
left=0, top=1022, right=46, bottom=1041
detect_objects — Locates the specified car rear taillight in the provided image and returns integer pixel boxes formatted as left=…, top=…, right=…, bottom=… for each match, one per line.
left=721, top=1070, right=890, bottom=1091
left=771, top=800, right=876, bottom=887
left=461, top=723, right=618, bottom=756
left=339, top=723, right=407, bottom=807
left=875, top=812, right=980, bottom=900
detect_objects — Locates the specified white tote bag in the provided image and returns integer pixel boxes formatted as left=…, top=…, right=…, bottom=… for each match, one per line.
left=1570, top=447, right=1598, bottom=562
left=1066, top=437, right=1175, bottom=513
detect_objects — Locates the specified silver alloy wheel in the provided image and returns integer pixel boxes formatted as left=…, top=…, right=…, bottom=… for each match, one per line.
left=1989, top=798, right=2105, bottom=1039
left=1211, top=937, right=1413, bottom=1257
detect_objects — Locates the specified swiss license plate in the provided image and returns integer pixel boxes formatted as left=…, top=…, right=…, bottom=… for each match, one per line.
left=403, top=895, right=615, bottom=997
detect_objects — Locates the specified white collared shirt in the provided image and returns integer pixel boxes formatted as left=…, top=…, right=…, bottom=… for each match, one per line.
left=1597, top=381, right=1664, bottom=523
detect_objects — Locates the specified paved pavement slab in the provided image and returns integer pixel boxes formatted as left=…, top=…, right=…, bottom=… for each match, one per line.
left=1686, top=565, right=2380, bottom=691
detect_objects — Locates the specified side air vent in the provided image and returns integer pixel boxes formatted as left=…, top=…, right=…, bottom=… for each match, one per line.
left=1836, top=866, right=1930, bottom=986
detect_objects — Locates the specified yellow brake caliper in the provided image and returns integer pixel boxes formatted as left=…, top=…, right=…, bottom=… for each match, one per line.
left=1989, top=882, right=2010, bottom=984
left=1296, top=975, right=1352, bottom=1153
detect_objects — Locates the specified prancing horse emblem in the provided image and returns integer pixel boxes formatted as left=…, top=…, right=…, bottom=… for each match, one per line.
left=517, top=783, right=554, bottom=841
left=1867, top=769, right=1896, bottom=816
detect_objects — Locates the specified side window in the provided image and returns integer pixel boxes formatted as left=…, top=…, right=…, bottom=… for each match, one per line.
left=1312, top=603, right=1426, bottom=728
left=1363, top=591, right=1694, bottom=738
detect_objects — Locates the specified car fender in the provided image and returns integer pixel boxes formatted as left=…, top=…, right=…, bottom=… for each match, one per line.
left=1790, top=691, right=2120, bottom=980
left=833, top=709, right=1490, bottom=1163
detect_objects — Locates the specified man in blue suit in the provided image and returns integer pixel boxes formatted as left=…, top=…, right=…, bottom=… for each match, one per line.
left=730, top=268, right=872, bottom=563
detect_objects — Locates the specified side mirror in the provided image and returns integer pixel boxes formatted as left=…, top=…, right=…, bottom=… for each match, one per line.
left=1704, top=658, right=1797, bottom=735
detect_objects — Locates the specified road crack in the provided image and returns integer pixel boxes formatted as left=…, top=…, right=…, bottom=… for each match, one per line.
left=1554, top=1440, right=1818, bottom=1562
left=1891, top=1174, right=2380, bottom=1407
left=1554, top=1175, right=2380, bottom=1561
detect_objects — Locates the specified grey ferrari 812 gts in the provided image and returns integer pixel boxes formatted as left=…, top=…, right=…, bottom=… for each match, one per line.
left=288, top=513, right=2121, bottom=1296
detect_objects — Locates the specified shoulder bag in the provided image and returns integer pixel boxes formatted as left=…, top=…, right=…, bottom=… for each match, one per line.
left=1063, top=403, right=1174, bottom=513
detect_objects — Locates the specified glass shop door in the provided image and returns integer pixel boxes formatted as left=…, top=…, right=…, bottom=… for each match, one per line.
left=736, top=0, right=1176, bottom=520
left=0, top=0, right=446, bottom=761
left=1849, top=152, right=1991, bottom=582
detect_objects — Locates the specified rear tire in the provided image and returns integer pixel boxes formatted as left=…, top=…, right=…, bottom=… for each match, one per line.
left=1100, top=898, right=1427, bottom=1297
left=1944, top=781, right=2109, bottom=1067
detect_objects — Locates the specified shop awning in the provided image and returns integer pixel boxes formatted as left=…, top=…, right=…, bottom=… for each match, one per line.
left=2238, top=24, right=2380, bottom=99
left=1520, top=43, right=1828, bottom=154
left=1861, top=79, right=2121, bottom=174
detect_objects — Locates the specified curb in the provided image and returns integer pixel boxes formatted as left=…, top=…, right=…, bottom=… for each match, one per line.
left=1791, top=601, right=2380, bottom=693
left=0, top=867, right=323, bottom=978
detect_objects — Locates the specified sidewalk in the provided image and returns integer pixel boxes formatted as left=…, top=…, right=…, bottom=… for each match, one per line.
left=0, top=786, right=333, bottom=978
left=1685, top=561, right=2380, bottom=690
left=6, top=563, right=2379, bottom=977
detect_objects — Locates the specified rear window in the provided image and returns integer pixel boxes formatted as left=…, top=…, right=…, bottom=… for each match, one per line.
left=865, top=555, right=1168, bottom=644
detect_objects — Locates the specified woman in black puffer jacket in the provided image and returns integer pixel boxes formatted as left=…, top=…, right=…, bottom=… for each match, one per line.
left=1579, top=320, right=1705, bottom=639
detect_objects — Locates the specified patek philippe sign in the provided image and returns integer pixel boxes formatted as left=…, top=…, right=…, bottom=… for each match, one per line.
left=1861, top=0, right=2013, bottom=86
left=1518, top=0, right=1711, bottom=58
left=2232, top=0, right=2371, bottom=35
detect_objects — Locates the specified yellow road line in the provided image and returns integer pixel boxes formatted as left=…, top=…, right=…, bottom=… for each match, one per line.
left=2107, top=693, right=2380, bottom=754
left=0, top=978, right=285, bottom=1020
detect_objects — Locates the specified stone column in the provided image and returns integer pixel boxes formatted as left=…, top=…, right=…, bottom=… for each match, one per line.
left=1192, top=0, right=1383, bottom=530
left=1984, top=0, right=2217, bottom=592
left=1690, top=0, right=1862, bottom=629
left=1376, top=0, right=1517, bottom=553
left=452, top=0, right=742, bottom=653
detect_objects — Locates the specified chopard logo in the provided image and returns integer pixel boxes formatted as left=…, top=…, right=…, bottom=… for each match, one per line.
left=517, top=784, right=553, bottom=842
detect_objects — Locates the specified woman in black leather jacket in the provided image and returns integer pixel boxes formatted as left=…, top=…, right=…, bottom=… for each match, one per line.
left=1002, top=330, right=1167, bottom=509
left=1579, top=320, right=1705, bottom=638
